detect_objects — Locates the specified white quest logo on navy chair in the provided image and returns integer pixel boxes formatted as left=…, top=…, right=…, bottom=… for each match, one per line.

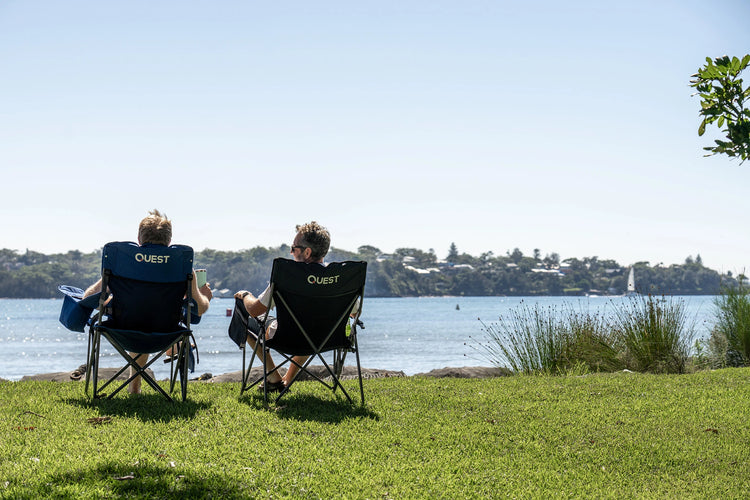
left=135, top=253, right=171, bottom=264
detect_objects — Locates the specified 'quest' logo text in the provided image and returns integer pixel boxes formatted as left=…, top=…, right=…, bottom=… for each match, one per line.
left=307, top=275, right=340, bottom=285
left=135, top=253, right=171, bottom=264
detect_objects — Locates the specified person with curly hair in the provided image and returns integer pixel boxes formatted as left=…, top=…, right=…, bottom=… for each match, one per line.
left=233, top=221, right=357, bottom=392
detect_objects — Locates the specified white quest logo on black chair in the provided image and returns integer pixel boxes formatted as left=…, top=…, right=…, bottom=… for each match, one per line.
left=307, top=274, right=340, bottom=285
left=135, top=253, right=171, bottom=264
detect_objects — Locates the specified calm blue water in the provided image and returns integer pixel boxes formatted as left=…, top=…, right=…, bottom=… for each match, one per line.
left=0, top=296, right=717, bottom=381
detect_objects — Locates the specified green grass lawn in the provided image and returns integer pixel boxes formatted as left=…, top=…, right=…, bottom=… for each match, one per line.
left=2, top=370, right=750, bottom=499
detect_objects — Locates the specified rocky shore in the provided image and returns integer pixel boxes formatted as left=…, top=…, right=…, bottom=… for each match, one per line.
left=4, top=365, right=509, bottom=383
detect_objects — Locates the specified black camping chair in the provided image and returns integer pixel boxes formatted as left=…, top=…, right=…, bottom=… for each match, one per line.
left=86, top=241, right=198, bottom=402
left=239, top=258, right=367, bottom=406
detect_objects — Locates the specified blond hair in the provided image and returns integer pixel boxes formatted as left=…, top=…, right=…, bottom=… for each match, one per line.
left=138, top=209, right=172, bottom=246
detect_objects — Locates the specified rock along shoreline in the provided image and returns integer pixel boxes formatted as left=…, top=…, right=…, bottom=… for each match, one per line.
left=5, top=365, right=510, bottom=384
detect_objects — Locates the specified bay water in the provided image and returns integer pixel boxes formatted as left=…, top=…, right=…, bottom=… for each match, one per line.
left=0, top=296, right=717, bottom=381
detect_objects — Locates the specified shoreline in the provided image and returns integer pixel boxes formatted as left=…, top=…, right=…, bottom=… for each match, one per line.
left=3, top=365, right=510, bottom=384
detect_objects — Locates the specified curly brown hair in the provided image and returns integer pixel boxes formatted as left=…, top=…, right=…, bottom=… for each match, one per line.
left=295, top=221, right=330, bottom=261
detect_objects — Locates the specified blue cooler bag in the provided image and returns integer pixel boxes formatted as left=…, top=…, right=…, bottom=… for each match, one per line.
left=58, top=285, right=100, bottom=332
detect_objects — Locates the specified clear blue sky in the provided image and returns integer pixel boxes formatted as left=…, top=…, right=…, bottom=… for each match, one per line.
left=1, top=1, right=749, bottom=272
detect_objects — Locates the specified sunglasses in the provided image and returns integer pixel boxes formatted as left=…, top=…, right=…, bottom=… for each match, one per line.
left=291, top=245, right=308, bottom=252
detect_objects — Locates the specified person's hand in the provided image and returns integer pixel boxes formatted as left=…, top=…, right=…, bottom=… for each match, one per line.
left=200, top=283, right=213, bottom=301
left=235, top=290, right=254, bottom=300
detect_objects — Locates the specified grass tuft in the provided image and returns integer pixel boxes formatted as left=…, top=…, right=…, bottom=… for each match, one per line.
left=476, top=303, right=620, bottom=375
left=708, top=285, right=750, bottom=367
left=611, top=295, right=694, bottom=374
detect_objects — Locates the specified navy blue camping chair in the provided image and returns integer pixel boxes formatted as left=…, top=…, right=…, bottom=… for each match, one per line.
left=239, top=258, right=368, bottom=406
left=86, top=241, right=197, bottom=402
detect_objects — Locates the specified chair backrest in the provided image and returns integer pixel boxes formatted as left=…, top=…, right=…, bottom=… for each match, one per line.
left=267, top=258, right=367, bottom=355
left=101, top=241, right=194, bottom=333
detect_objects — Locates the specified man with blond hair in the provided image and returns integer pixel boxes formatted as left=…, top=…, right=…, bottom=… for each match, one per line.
left=84, top=209, right=212, bottom=394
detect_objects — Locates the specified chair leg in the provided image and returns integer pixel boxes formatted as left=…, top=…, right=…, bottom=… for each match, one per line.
left=333, top=349, right=343, bottom=378
left=241, top=344, right=262, bottom=394
left=168, top=356, right=176, bottom=394
left=321, top=353, right=354, bottom=404
left=136, top=367, right=172, bottom=401
left=100, top=333, right=174, bottom=401
left=281, top=351, right=354, bottom=404
left=240, top=345, right=246, bottom=394
left=352, top=334, right=365, bottom=406
left=332, top=349, right=349, bottom=394
left=136, top=351, right=173, bottom=401
left=89, top=331, right=101, bottom=399
left=168, top=340, right=182, bottom=394
left=166, top=339, right=185, bottom=398
left=261, top=339, right=269, bottom=407
left=180, top=340, right=189, bottom=402
left=84, top=331, right=92, bottom=396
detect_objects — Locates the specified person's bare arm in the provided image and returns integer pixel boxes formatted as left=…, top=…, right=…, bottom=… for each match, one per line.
left=234, top=290, right=268, bottom=318
left=83, top=279, right=102, bottom=298
left=192, top=271, right=212, bottom=315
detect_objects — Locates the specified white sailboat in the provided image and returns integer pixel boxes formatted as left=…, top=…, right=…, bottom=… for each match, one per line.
left=625, top=267, right=637, bottom=296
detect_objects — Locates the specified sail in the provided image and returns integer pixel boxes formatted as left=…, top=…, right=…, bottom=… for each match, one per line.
left=627, top=268, right=636, bottom=293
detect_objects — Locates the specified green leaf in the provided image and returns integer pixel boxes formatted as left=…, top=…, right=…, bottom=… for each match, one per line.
left=717, top=55, right=731, bottom=67
left=693, top=54, right=750, bottom=162
left=732, top=56, right=741, bottom=72
left=704, top=66, right=719, bottom=78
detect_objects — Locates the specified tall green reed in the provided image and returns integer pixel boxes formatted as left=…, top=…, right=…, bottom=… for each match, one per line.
left=709, top=285, right=750, bottom=367
left=611, top=294, right=694, bottom=374
left=476, top=303, right=620, bottom=375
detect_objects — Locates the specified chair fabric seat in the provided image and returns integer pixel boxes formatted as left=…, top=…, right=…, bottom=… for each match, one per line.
left=98, top=325, right=190, bottom=354
left=265, top=329, right=353, bottom=356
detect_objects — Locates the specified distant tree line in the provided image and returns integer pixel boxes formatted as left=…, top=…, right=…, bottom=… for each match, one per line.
left=351, top=246, right=729, bottom=297
left=0, top=245, right=734, bottom=299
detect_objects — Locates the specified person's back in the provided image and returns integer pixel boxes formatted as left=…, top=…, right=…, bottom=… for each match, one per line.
left=83, top=210, right=212, bottom=394
left=105, top=247, right=186, bottom=332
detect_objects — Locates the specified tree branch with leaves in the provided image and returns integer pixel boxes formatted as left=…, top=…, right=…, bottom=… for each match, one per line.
left=690, top=55, right=750, bottom=163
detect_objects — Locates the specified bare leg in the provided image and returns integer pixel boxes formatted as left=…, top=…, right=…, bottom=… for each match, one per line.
left=245, top=335, right=282, bottom=383
left=129, top=353, right=148, bottom=394
left=282, top=356, right=309, bottom=385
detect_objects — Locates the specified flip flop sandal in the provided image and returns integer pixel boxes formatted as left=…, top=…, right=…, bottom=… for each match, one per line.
left=70, top=364, right=87, bottom=381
